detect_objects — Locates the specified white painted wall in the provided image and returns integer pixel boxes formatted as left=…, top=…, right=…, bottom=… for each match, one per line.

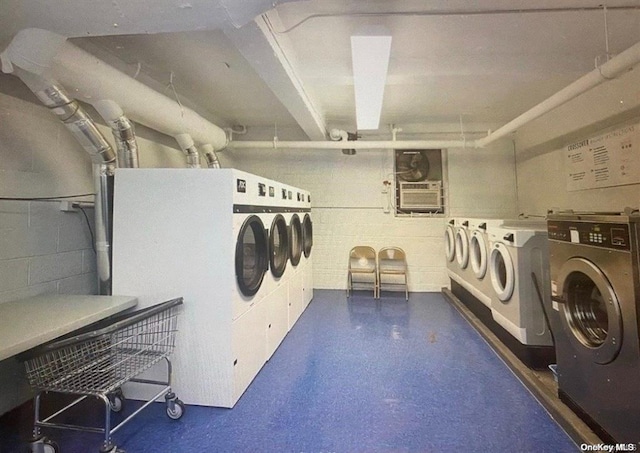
left=0, top=78, right=236, bottom=415
left=228, top=133, right=517, bottom=292
left=514, top=64, right=640, bottom=215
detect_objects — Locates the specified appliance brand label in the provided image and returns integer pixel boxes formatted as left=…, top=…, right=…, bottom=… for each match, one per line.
left=236, top=179, right=246, bottom=193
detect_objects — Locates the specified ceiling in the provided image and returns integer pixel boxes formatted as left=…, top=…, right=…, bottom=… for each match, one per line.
left=1, top=0, right=640, bottom=141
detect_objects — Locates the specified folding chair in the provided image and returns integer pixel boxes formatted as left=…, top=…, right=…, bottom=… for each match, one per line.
left=378, top=247, right=408, bottom=300
left=347, top=246, right=378, bottom=298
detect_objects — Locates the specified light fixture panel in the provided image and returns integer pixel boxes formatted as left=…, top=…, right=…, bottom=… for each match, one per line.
left=351, top=34, right=392, bottom=130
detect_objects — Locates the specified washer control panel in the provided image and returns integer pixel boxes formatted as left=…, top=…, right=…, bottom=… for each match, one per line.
left=547, top=220, right=630, bottom=251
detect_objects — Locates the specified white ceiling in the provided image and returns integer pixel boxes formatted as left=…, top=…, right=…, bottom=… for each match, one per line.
left=1, top=0, right=640, bottom=140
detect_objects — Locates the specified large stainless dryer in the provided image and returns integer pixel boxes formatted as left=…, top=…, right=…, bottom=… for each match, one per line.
left=547, top=210, right=640, bottom=444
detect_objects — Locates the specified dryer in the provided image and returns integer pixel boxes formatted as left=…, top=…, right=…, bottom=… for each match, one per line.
left=444, top=218, right=459, bottom=283
left=547, top=211, right=640, bottom=444
left=112, top=168, right=309, bottom=407
left=300, top=193, right=314, bottom=309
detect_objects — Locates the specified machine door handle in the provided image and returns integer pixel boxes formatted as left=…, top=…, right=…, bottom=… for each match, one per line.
left=503, top=233, right=514, bottom=242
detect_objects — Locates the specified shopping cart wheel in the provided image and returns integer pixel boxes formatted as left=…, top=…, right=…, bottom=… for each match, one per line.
left=108, top=389, right=125, bottom=413
left=166, top=398, right=185, bottom=420
left=29, top=436, right=60, bottom=453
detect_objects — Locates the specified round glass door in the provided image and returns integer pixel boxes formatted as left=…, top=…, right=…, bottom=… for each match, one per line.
left=489, top=242, right=514, bottom=301
left=470, top=232, right=487, bottom=279
left=558, top=257, right=622, bottom=364
left=455, top=228, right=469, bottom=269
left=269, top=214, right=288, bottom=278
left=235, top=215, right=268, bottom=297
left=302, top=214, right=313, bottom=258
left=289, top=214, right=303, bottom=266
left=445, top=225, right=456, bottom=262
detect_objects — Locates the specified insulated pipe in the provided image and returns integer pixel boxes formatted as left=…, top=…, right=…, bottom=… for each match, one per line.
left=227, top=139, right=472, bottom=150
left=175, top=133, right=201, bottom=168
left=12, top=69, right=116, bottom=295
left=1, top=29, right=228, bottom=151
left=477, top=40, right=640, bottom=147
left=95, top=100, right=140, bottom=168
left=201, top=144, right=221, bottom=168
left=329, top=128, right=349, bottom=141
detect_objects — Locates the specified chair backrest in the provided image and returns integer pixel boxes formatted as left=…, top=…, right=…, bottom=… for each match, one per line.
left=378, top=247, right=407, bottom=270
left=349, top=246, right=377, bottom=271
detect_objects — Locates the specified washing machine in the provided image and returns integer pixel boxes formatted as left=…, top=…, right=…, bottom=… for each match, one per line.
left=112, top=168, right=308, bottom=407
left=444, top=218, right=459, bottom=283
left=467, top=219, right=504, bottom=307
left=547, top=211, right=640, bottom=444
left=487, top=223, right=554, bottom=360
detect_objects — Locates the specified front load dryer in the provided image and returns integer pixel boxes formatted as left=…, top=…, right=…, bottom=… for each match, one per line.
left=547, top=211, right=640, bottom=444
left=487, top=223, right=554, bottom=368
left=112, top=168, right=311, bottom=408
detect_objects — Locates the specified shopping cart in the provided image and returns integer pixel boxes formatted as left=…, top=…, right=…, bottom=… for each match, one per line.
left=20, top=297, right=184, bottom=453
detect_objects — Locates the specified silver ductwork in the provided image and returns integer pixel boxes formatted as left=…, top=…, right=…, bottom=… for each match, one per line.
left=175, top=133, right=202, bottom=168
left=14, top=69, right=116, bottom=295
left=201, top=144, right=221, bottom=169
left=95, top=100, right=140, bottom=168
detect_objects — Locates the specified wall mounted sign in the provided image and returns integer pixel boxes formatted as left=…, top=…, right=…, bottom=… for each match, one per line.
left=565, top=122, right=639, bottom=191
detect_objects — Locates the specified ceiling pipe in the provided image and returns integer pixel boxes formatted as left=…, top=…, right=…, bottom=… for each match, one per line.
left=1, top=28, right=228, bottom=151
left=201, top=144, right=222, bottom=168
left=95, top=100, right=140, bottom=168
left=477, top=39, right=640, bottom=147
left=227, top=139, right=472, bottom=150
left=175, top=133, right=202, bottom=168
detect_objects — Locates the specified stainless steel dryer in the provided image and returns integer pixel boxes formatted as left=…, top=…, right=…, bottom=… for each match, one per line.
left=547, top=210, right=640, bottom=444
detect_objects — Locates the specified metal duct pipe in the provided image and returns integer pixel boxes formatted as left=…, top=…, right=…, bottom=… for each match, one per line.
left=201, top=144, right=221, bottom=168
left=477, top=40, right=640, bottom=147
left=175, top=133, right=201, bottom=168
left=1, top=29, right=228, bottom=152
left=95, top=100, right=140, bottom=168
left=12, top=70, right=115, bottom=295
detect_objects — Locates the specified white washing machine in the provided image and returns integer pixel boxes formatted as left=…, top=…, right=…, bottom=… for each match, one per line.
left=112, top=168, right=309, bottom=407
left=444, top=218, right=458, bottom=282
left=283, top=198, right=305, bottom=330
left=467, top=219, right=504, bottom=307
left=449, top=218, right=486, bottom=301
left=487, top=223, right=553, bottom=347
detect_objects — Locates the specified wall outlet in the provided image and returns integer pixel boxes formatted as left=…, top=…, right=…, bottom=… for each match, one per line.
left=59, top=201, right=78, bottom=212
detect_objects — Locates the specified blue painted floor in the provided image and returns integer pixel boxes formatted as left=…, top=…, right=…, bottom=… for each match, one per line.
left=0, top=290, right=577, bottom=452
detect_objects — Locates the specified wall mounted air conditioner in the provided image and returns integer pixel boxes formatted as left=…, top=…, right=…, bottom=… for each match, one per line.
left=399, top=181, right=442, bottom=209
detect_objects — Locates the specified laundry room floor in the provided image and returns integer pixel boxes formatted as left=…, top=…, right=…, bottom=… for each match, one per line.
left=0, top=290, right=578, bottom=453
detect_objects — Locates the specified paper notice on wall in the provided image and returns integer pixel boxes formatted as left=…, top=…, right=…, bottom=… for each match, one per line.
left=565, top=123, right=640, bottom=191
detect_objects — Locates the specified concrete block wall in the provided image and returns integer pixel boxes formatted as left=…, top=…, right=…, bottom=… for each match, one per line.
left=228, top=136, right=518, bottom=292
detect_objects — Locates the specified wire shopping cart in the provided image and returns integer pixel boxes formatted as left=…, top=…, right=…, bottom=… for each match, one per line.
left=20, top=297, right=184, bottom=453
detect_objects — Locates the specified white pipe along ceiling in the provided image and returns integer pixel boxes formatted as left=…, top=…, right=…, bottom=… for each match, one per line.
left=2, top=29, right=640, bottom=152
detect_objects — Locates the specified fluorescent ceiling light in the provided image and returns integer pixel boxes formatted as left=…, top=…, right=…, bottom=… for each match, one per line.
left=351, top=34, right=392, bottom=130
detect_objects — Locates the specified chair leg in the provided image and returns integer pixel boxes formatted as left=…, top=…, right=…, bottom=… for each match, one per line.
left=347, top=272, right=351, bottom=298
left=404, top=273, right=408, bottom=301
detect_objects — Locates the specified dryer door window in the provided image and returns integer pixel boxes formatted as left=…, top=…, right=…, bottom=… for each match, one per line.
left=270, top=214, right=288, bottom=278
left=236, top=215, right=268, bottom=297
left=455, top=228, right=469, bottom=269
left=302, top=214, right=313, bottom=258
left=489, top=243, right=514, bottom=301
left=445, top=225, right=456, bottom=262
left=558, top=257, right=622, bottom=364
left=289, top=214, right=303, bottom=266
left=470, top=232, right=487, bottom=279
